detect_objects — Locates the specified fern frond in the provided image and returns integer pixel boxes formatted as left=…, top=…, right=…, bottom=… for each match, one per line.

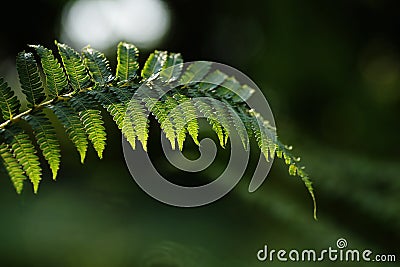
left=56, top=41, right=91, bottom=92
left=50, top=102, right=88, bottom=163
left=141, top=50, right=168, bottom=80
left=0, top=41, right=315, bottom=217
left=70, top=94, right=106, bottom=158
left=116, top=42, right=139, bottom=82
left=0, top=78, right=20, bottom=121
left=16, top=52, right=46, bottom=107
left=82, top=46, right=113, bottom=85
left=3, top=125, right=42, bottom=193
left=25, top=111, right=61, bottom=180
left=0, top=143, right=26, bottom=193
left=144, top=97, right=176, bottom=149
left=160, top=53, right=183, bottom=83
left=30, top=45, right=69, bottom=97
left=179, top=61, right=212, bottom=85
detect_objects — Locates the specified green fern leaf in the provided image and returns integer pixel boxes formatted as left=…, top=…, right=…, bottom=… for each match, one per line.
left=296, top=168, right=317, bottom=220
left=82, top=45, right=113, bottom=85
left=164, top=96, right=187, bottom=150
left=0, top=143, right=27, bottom=194
left=145, top=97, right=176, bottom=149
left=141, top=50, right=168, bottom=80
left=0, top=41, right=316, bottom=217
left=110, top=87, right=149, bottom=150
left=3, top=125, right=42, bottom=193
left=16, top=52, right=46, bottom=107
left=274, top=137, right=316, bottom=219
left=160, top=53, right=183, bottom=83
left=91, top=89, right=137, bottom=149
left=50, top=102, right=88, bottom=163
left=231, top=84, right=255, bottom=103
left=214, top=76, right=240, bottom=100
left=198, top=70, right=227, bottom=92
left=208, top=99, right=231, bottom=145
left=222, top=101, right=248, bottom=150
left=193, top=99, right=225, bottom=147
left=213, top=77, right=255, bottom=103
left=25, top=111, right=61, bottom=180
left=173, top=94, right=199, bottom=146
left=0, top=78, right=20, bottom=121
left=126, top=98, right=149, bottom=151
left=56, top=41, right=91, bottom=92
left=179, top=61, right=212, bottom=85
left=116, top=42, right=139, bottom=82
left=237, top=107, right=254, bottom=139
left=249, top=111, right=277, bottom=161
left=30, top=45, right=69, bottom=97
left=70, top=93, right=106, bottom=158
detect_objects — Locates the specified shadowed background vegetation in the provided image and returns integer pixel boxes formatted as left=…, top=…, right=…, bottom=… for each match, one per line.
left=0, top=0, right=399, bottom=266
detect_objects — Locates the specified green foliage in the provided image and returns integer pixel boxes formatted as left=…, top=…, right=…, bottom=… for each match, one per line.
left=56, top=41, right=91, bottom=92
left=50, top=102, right=88, bottom=163
left=16, top=52, right=46, bottom=107
left=70, top=93, right=107, bottom=159
left=31, top=45, right=69, bottom=97
left=160, top=53, right=183, bottom=83
left=0, top=41, right=315, bottom=217
left=141, top=50, right=167, bottom=80
left=116, top=41, right=139, bottom=82
left=180, top=61, right=211, bottom=85
left=2, top=125, right=42, bottom=193
left=82, top=46, right=113, bottom=85
left=0, top=78, right=20, bottom=120
left=0, top=143, right=26, bottom=194
left=25, top=111, right=61, bottom=179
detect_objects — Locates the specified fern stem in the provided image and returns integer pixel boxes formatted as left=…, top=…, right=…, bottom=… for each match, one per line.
left=0, top=92, right=74, bottom=129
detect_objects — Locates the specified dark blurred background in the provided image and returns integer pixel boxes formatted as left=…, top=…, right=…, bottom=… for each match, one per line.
left=0, top=0, right=399, bottom=266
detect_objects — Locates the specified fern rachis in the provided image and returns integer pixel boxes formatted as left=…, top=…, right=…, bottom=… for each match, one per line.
left=0, top=41, right=316, bottom=218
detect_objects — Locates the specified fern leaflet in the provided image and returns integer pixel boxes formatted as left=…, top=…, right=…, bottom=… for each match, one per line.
left=16, top=52, right=46, bottom=107
left=70, top=93, right=107, bottom=159
left=31, top=45, right=69, bottom=97
left=0, top=78, right=20, bottom=121
left=82, top=46, right=113, bottom=85
left=50, top=102, right=88, bottom=163
left=141, top=50, right=168, bottom=80
left=3, top=125, right=42, bottom=193
left=0, top=143, right=26, bottom=193
left=116, top=42, right=139, bottom=82
left=25, top=111, right=61, bottom=179
left=56, top=41, right=91, bottom=92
